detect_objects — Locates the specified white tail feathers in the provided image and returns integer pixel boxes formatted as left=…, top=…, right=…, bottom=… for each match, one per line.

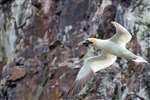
left=132, top=56, right=148, bottom=63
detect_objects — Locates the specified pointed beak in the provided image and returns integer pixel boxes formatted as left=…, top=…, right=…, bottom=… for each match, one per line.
left=82, top=40, right=93, bottom=46
left=78, top=39, right=93, bottom=47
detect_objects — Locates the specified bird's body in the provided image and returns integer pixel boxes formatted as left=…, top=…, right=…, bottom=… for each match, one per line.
left=69, top=21, right=147, bottom=95
left=94, top=39, right=137, bottom=60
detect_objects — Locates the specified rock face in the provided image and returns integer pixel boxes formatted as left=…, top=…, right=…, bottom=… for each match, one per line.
left=0, top=0, right=149, bottom=100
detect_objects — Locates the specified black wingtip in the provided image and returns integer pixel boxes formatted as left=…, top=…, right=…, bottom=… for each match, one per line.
left=67, top=80, right=83, bottom=97
left=68, top=71, right=94, bottom=97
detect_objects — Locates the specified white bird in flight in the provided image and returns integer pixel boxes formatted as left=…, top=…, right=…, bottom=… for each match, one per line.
left=70, top=21, right=147, bottom=95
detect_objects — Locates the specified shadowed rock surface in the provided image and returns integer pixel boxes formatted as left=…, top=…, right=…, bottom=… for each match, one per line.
left=0, top=0, right=150, bottom=100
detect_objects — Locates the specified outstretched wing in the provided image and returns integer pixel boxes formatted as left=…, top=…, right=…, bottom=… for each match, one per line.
left=69, top=51, right=116, bottom=95
left=89, top=51, right=117, bottom=73
left=110, top=21, right=132, bottom=47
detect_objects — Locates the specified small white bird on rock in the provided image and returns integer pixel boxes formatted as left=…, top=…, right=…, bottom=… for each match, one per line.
left=70, top=21, right=147, bottom=95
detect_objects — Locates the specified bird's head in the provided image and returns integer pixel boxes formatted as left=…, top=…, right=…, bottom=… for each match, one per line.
left=86, top=38, right=104, bottom=49
left=87, top=38, right=97, bottom=45
left=81, top=38, right=99, bottom=47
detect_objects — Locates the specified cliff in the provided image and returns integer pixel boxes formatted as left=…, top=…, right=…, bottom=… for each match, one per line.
left=0, top=0, right=149, bottom=100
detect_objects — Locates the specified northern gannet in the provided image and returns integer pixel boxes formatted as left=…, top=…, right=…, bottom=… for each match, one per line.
left=70, top=21, right=147, bottom=95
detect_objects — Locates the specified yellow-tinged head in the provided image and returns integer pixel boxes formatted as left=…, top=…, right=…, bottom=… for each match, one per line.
left=87, top=38, right=97, bottom=44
